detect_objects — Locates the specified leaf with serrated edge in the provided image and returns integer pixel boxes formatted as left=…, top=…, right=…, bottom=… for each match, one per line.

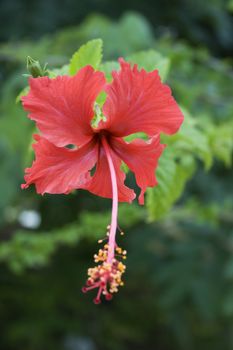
left=69, top=39, right=103, bottom=75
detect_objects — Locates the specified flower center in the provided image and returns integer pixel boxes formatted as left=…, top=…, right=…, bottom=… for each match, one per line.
left=82, top=136, right=126, bottom=304
left=91, top=102, right=107, bottom=129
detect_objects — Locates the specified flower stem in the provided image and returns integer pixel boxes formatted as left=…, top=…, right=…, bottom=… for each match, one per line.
left=101, top=136, right=118, bottom=263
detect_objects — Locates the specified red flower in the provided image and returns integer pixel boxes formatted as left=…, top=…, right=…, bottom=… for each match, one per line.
left=21, top=58, right=184, bottom=303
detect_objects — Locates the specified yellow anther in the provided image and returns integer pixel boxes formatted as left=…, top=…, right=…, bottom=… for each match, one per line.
left=83, top=232, right=127, bottom=302
left=116, top=247, right=122, bottom=254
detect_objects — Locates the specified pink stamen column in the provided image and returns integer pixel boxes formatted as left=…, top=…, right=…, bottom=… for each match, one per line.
left=101, top=136, right=118, bottom=263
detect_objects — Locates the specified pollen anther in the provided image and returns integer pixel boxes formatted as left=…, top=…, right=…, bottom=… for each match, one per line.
left=82, top=239, right=127, bottom=304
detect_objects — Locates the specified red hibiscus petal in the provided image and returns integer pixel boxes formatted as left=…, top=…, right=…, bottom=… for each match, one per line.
left=83, top=145, right=136, bottom=203
left=22, top=66, right=106, bottom=147
left=21, top=135, right=98, bottom=194
left=110, top=135, right=165, bottom=205
left=99, top=58, right=183, bottom=137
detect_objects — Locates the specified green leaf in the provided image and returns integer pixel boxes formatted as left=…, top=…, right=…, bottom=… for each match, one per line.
left=126, top=50, right=170, bottom=81
left=16, top=86, right=29, bottom=103
left=228, top=0, right=233, bottom=12
left=163, top=108, right=213, bottom=170
left=48, top=64, right=69, bottom=77
left=99, top=61, right=119, bottom=81
left=147, top=148, right=196, bottom=221
left=206, top=119, right=233, bottom=167
left=119, top=12, right=154, bottom=52
left=0, top=141, right=19, bottom=224
left=69, top=39, right=103, bottom=75
left=0, top=205, right=143, bottom=273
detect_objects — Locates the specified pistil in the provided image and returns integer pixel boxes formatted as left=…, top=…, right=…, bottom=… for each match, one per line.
left=82, top=136, right=126, bottom=304
left=101, top=136, right=118, bottom=263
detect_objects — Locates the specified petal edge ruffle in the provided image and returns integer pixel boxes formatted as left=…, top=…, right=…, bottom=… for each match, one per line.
left=22, top=135, right=98, bottom=195
left=98, top=58, right=184, bottom=137
left=22, top=66, right=106, bottom=147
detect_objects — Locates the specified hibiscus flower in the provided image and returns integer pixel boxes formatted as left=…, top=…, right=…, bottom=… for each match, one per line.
left=21, top=58, right=184, bottom=303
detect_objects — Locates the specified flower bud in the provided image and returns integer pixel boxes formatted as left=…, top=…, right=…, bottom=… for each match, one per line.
left=26, top=56, right=48, bottom=78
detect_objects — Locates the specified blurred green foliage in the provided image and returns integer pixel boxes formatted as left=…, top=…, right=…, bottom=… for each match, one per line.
left=0, top=9, right=233, bottom=350
left=0, top=0, right=232, bottom=56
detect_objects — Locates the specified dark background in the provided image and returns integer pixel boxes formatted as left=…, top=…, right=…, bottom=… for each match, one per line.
left=1, top=0, right=233, bottom=56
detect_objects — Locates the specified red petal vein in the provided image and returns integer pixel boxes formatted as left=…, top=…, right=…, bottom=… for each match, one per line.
left=21, top=135, right=98, bottom=194
left=98, top=58, right=183, bottom=138
left=82, top=141, right=136, bottom=203
left=22, top=66, right=106, bottom=147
